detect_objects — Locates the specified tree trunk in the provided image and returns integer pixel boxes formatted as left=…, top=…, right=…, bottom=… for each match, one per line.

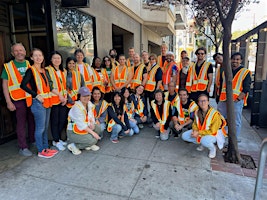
left=222, top=25, right=243, bottom=165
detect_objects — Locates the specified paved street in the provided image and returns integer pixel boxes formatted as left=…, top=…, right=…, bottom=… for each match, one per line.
left=0, top=108, right=267, bottom=199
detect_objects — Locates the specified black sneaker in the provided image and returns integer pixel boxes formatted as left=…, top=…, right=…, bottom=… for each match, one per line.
left=155, top=131, right=160, bottom=138
left=174, top=133, right=179, bottom=139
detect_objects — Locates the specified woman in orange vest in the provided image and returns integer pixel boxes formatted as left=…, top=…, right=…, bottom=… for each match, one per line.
left=91, top=86, right=109, bottom=138
left=182, top=94, right=227, bottom=158
left=101, top=56, right=113, bottom=102
left=91, top=57, right=109, bottom=94
left=21, top=48, right=58, bottom=158
left=65, top=57, right=85, bottom=108
left=150, top=90, right=172, bottom=140
left=121, top=87, right=139, bottom=134
left=74, top=49, right=92, bottom=91
left=131, top=85, right=148, bottom=129
left=107, top=91, right=133, bottom=143
left=46, top=51, right=68, bottom=151
left=67, top=87, right=101, bottom=155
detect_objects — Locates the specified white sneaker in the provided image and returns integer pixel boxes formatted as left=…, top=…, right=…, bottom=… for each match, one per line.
left=85, top=145, right=100, bottom=151
left=67, top=143, right=81, bottom=155
left=208, top=146, right=216, bottom=158
left=55, top=142, right=66, bottom=151
left=196, top=145, right=205, bottom=151
left=59, top=140, right=67, bottom=146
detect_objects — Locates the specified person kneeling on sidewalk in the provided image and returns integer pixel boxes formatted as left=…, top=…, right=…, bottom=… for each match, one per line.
left=182, top=94, right=227, bottom=158
left=67, top=87, right=101, bottom=155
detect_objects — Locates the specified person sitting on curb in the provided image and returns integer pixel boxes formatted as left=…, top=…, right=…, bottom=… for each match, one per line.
left=150, top=89, right=172, bottom=140
left=182, top=94, right=227, bottom=158
left=171, top=88, right=198, bottom=138
left=107, top=91, right=134, bottom=143
left=67, top=87, right=101, bottom=155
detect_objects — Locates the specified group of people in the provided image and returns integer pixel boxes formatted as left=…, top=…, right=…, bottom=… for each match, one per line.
left=1, top=42, right=251, bottom=159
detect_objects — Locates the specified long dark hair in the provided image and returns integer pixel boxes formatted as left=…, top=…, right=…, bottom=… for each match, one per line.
left=65, top=56, right=77, bottom=72
left=91, top=86, right=104, bottom=101
left=101, top=56, right=112, bottom=69
left=121, top=87, right=132, bottom=103
left=112, top=91, right=124, bottom=115
left=48, top=51, right=64, bottom=71
left=134, top=84, right=145, bottom=97
left=91, top=56, right=102, bottom=69
left=154, top=89, right=165, bottom=104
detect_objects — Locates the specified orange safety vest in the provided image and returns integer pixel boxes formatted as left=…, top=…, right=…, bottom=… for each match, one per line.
left=113, top=65, right=128, bottom=89
left=219, top=68, right=251, bottom=106
left=164, top=91, right=179, bottom=106
left=134, top=96, right=145, bottom=117
left=91, top=68, right=109, bottom=94
left=130, top=63, right=145, bottom=90
left=173, top=100, right=198, bottom=125
left=162, top=61, right=176, bottom=86
left=4, top=60, right=32, bottom=105
left=30, top=67, right=52, bottom=108
left=70, top=103, right=89, bottom=135
left=157, top=55, right=166, bottom=68
left=215, top=65, right=221, bottom=96
left=194, top=107, right=227, bottom=143
left=76, top=62, right=92, bottom=91
left=66, top=70, right=82, bottom=108
left=186, top=61, right=210, bottom=93
left=145, top=64, right=162, bottom=92
left=176, top=64, right=192, bottom=93
left=151, top=100, right=170, bottom=133
left=124, top=101, right=135, bottom=119
left=107, top=105, right=125, bottom=132
left=126, top=58, right=134, bottom=68
left=92, top=100, right=109, bottom=123
left=46, top=66, right=67, bottom=106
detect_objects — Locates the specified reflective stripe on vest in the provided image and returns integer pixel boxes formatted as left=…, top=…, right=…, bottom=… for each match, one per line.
left=4, top=60, right=32, bottom=103
left=92, top=68, right=109, bottom=93
left=145, top=64, right=161, bottom=92
left=164, top=91, right=179, bottom=106
left=67, top=70, right=81, bottom=108
left=130, top=63, right=145, bottom=89
left=114, top=65, right=128, bottom=89
left=72, top=103, right=88, bottom=135
left=76, top=63, right=92, bottom=91
left=93, top=100, right=109, bottom=119
left=107, top=106, right=125, bottom=132
left=46, top=66, right=67, bottom=106
left=151, top=100, right=170, bottom=133
left=162, top=61, right=176, bottom=85
left=174, top=100, right=198, bottom=125
left=134, top=97, right=145, bottom=117
left=31, top=67, right=51, bottom=108
left=124, top=102, right=135, bottom=119
left=219, top=68, right=251, bottom=106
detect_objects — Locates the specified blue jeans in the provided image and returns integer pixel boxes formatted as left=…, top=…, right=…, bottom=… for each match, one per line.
left=217, top=100, right=243, bottom=141
left=31, top=99, right=51, bottom=152
left=110, top=124, right=134, bottom=140
left=182, top=130, right=216, bottom=151
left=129, top=120, right=139, bottom=134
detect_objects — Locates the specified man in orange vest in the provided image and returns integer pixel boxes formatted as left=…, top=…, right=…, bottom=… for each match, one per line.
left=1, top=43, right=35, bottom=156
left=157, top=43, right=168, bottom=68
left=130, top=53, right=148, bottom=90
left=217, top=52, right=251, bottom=142
left=213, top=52, right=223, bottom=103
left=126, top=47, right=135, bottom=67
left=177, top=50, right=188, bottom=70
left=186, top=47, right=213, bottom=102
left=162, top=51, right=178, bottom=91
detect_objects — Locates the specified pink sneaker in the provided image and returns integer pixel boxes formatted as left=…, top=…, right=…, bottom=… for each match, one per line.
left=38, top=149, right=54, bottom=158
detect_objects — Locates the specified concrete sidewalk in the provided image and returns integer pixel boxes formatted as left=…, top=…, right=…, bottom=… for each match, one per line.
left=0, top=114, right=267, bottom=199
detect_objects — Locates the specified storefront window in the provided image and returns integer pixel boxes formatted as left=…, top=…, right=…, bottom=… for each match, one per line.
left=55, top=2, right=95, bottom=65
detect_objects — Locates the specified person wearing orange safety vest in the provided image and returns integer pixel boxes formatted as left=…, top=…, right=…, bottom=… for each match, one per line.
left=131, top=85, right=148, bottom=128
left=102, top=56, right=113, bottom=102
left=109, top=48, right=119, bottom=68
left=74, top=49, right=93, bottom=92
left=157, top=43, right=168, bottom=68
left=67, top=87, right=101, bottom=155
left=21, top=48, right=59, bottom=158
left=212, top=53, right=223, bottom=103
left=164, top=81, right=179, bottom=108
left=1, top=43, right=35, bottom=157
left=91, top=86, right=109, bottom=137
left=186, top=47, right=213, bottom=102
left=171, top=88, right=198, bottom=138
left=126, top=47, right=135, bottom=67
left=162, top=51, right=178, bottom=91
left=176, top=56, right=191, bottom=92
left=144, top=53, right=163, bottom=107
left=130, top=53, right=148, bottom=90
left=65, top=57, right=85, bottom=108
left=110, top=54, right=133, bottom=92
left=217, top=52, right=251, bottom=142
left=141, top=51, right=150, bottom=69
left=151, top=90, right=172, bottom=141
left=107, top=91, right=133, bottom=143
left=182, top=94, right=227, bottom=158
left=46, top=51, right=68, bottom=151
left=91, top=57, right=109, bottom=94
left=176, top=50, right=188, bottom=71
left=122, top=87, right=139, bottom=134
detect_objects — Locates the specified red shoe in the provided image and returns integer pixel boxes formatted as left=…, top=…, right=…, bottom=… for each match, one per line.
left=38, top=149, right=54, bottom=158
left=111, top=139, right=119, bottom=144
left=46, top=148, right=58, bottom=155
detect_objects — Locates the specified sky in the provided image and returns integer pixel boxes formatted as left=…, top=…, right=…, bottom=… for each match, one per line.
left=232, top=0, right=267, bottom=32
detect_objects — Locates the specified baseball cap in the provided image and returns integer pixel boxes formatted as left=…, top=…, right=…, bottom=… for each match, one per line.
left=78, top=87, right=91, bottom=96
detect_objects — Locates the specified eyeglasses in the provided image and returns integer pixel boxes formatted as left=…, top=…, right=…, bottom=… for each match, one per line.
left=197, top=53, right=205, bottom=55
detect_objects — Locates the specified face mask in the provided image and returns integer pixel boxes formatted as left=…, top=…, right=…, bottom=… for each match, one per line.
left=110, top=54, right=116, bottom=58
